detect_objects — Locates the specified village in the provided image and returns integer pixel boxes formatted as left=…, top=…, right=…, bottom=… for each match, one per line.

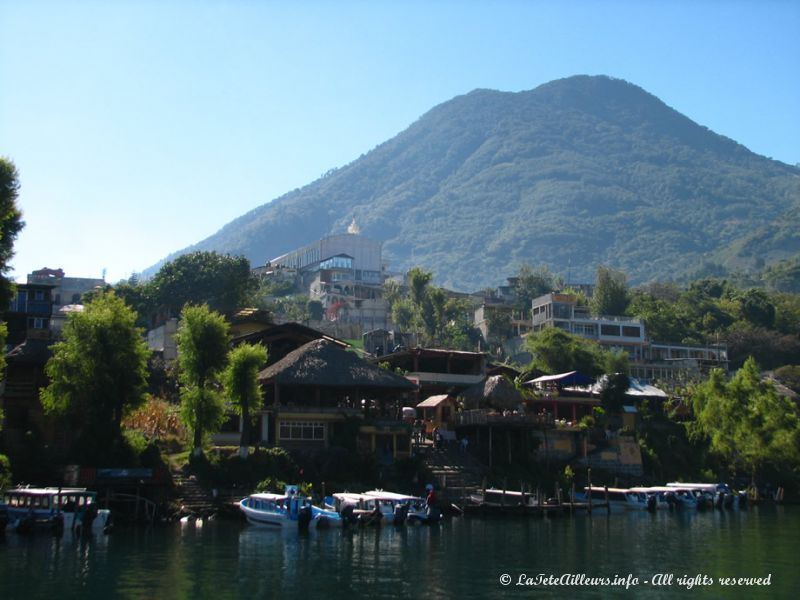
left=5, top=228, right=790, bottom=534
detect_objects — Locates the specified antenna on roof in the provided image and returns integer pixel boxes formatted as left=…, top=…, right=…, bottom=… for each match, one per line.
left=102, top=268, right=107, bottom=281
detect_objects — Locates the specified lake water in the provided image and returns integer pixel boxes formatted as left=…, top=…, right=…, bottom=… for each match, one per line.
left=1, top=506, right=797, bottom=599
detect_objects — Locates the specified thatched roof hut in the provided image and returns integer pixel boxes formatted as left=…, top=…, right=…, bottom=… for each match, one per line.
left=257, top=338, right=415, bottom=391
left=460, top=375, right=526, bottom=411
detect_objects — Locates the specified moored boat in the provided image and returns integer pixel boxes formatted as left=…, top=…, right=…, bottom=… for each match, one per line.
left=2, top=486, right=111, bottom=535
left=239, top=485, right=342, bottom=530
left=579, top=486, right=649, bottom=511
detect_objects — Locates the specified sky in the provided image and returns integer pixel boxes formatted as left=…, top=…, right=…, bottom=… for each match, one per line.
left=1, top=0, right=798, bottom=284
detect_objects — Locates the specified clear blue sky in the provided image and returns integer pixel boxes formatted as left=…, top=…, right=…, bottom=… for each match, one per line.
left=2, top=0, right=798, bottom=283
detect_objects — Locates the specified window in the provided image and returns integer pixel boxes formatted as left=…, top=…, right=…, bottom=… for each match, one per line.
left=600, top=324, right=621, bottom=336
left=279, top=421, right=325, bottom=441
left=34, top=290, right=45, bottom=301
left=27, top=317, right=47, bottom=329
left=622, top=326, right=641, bottom=338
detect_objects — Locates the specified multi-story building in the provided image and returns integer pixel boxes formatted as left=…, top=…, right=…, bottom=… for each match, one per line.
left=27, top=268, right=105, bottom=315
left=530, top=292, right=727, bottom=385
left=5, top=283, right=54, bottom=347
left=258, top=233, right=390, bottom=330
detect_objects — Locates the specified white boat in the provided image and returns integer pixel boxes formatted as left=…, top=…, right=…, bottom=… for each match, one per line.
left=326, top=490, right=435, bottom=525
left=580, top=486, right=649, bottom=511
left=2, top=486, right=111, bottom=534
left=666, top=482, right=734, bottom=509
left=469, top=488, right=541, bottom=508
left=239, top=485, right=342, bottom=530
left=629, top=486, right=697, bottom=510
left=362, top=490, right=431, bottom=524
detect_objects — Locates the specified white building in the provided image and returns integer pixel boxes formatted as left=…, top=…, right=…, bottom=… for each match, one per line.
left=260, top=233, right=390, bottom=330
left=530, top=292, right=727, bottom=385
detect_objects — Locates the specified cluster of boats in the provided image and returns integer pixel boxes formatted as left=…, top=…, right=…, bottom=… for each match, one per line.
left=238, top=485, right=442, bottom=531
left=1, top=486, right=112, bottom=535
left=578, top=482, right=748, bottom=512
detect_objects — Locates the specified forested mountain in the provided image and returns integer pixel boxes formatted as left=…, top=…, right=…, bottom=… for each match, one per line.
left=151, top=75, right=800, bottom=290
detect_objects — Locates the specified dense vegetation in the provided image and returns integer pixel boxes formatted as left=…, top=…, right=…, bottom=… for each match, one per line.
left=151, top=75, right=800, bottom=290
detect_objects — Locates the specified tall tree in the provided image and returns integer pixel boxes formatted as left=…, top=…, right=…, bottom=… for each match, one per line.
left=151, top=251, right=256, bottom=317
left=223, top=343, right=268, bottom=458
left=0, top=158, right=24, bottom=308
left=175, top=304, right=230, bottom=455
left=692, top=358, right=800, bottom=482
left=591, top=265, right=629, bottom=316
left=40, top=292, right=150, bottom=458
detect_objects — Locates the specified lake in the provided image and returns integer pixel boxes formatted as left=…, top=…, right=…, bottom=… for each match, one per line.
left=1, top=505, right=797, bottom=599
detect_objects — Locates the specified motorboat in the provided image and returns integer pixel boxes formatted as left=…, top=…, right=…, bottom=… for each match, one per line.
left=469, top=488, right=541, bottom=508
left=326, top=490, right=436, bottom=525
left=2, top=486, right=111, bottom=535
left=239, top=485, right=342, bottom=530
left=666, top=482, right=735, bottom=509
left=628, top=486, right=697, bottom=510
left=579, top=486, right=650, bottom=511
left=362, top=490, right=430, bottom=524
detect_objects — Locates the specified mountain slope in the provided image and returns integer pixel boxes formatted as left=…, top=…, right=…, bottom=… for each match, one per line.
left=153, top=75, right=800, bottom=290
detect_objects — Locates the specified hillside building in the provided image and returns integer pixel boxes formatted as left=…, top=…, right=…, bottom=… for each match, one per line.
left=256, top=233, right=390, bottom=330
left=530, top=292, right=727, bottom=385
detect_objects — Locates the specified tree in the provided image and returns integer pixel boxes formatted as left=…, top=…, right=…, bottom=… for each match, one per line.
left=514, top=264, right=558, bottom=319
left=151, top=251, right=256, bottom=317
left=591, top=265, right=629, bottom=316
left=175, top=304, right=230, bottom=455
left=223, top=343, right=268, bottom=458
left=407, top=267, right=432, bottom=306
left=524, top=328, right=604, bottom=376
left=692, top=358, right=800, bottom=482
left=40, top=292, right=150, bottom=459
left=0, top=158, right=24, bottom=308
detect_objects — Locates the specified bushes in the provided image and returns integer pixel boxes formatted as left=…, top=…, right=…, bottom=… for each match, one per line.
left=0, top=453, right=11, bottom=489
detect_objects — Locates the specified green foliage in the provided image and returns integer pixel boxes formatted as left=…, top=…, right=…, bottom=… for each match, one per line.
left=175, top=304, right=230, bottom=453
left=524, top=328, right=604, bottom=376
left=385, top=266, right=478, bottom=350
left=0, top=157, right=24, bottom=308
left=591, top=265, right=629, bottom=316
left=692, top=358, right=800, bottom=481
left=151, top=251, right=256, bottom=317
left=40, top=292, right=150, bottom=453
left=514, top=264, right=559, bottom=318
left=223, top=343, right=268, bottom=453
left=0, top=453, right=11, bottom=489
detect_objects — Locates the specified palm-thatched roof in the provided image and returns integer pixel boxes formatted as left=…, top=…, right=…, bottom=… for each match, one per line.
left=257, top=338, right=416, bottom=390
left=460, top=375, right=526, bottom=410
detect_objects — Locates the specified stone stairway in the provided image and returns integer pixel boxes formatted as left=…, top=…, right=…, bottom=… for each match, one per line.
left=421, top=445, right=488, bottom=505
left=172, top=474, right=216, bottom=517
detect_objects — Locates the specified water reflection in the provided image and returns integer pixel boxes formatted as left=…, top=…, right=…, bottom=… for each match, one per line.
left=1, top=507, right=797, bottom=599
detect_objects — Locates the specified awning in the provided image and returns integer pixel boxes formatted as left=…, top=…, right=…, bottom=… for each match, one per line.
left=525, top=371, right=595, bottom=387
left=416, top=394, right=452, bottom=408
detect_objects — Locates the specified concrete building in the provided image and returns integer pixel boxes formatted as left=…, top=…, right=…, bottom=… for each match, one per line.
left=27, top=268, right=105, bottom=316
left=530, top=292, right=727, bottom=385
left=258, top=233, right=390, bottom=330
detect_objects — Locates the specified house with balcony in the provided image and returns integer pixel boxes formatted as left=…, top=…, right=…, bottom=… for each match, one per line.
left=372, top=347, right=488, bottom=403
left=255, top=339, right=416, bottom=459
left=258, top=233, right=390, bottom=331
left=530, top=292, right=727, bottom=385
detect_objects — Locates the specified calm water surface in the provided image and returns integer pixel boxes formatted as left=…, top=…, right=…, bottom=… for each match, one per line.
left=1, top=506, right=797, bottom=599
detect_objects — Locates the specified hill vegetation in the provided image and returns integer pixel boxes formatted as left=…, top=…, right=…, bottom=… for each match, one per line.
left=151, top=75, right=800, bottom=290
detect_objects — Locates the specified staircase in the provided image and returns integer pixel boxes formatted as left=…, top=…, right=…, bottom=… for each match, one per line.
left=421, top=445, right=488, bottom=505
left=172, top=474, right=216, bottom=517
